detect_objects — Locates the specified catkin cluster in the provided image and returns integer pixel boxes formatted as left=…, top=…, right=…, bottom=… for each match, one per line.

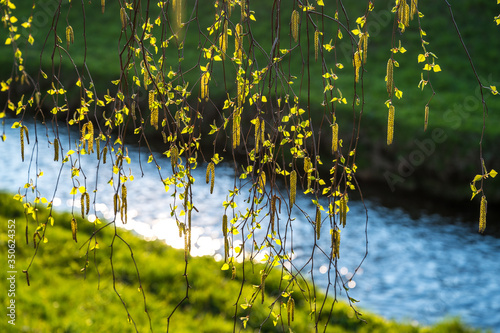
left=398, top=0, right=410, bottom=29
left=410, top=0, right=418, bottom=20
left=81, top=121, right=94, bottom=153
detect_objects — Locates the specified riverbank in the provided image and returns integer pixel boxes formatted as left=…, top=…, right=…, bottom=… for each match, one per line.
left=0, top=192, right=483, bottom=332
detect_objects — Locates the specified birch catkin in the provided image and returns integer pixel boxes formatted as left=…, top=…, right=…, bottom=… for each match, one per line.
left=387, top=105, right=395, bottom=145
left=354, top=50, right=362, bottom=83
left=290, top=170, right=297, bottom=206
left=479, top=195, right=487, bottom=233
left=235, top=23, right=243, bottom=62
left=386, top=59, right=394, bottom=96
left=291, top=10, right=299, bottom=43
left=315, top=207, right=321, bottom=240
left=71, top=218, right=78, bottom=242
left=121, top=185, right=127, bottom=224
left=170, top=145, right=179, bottom=172
left=206, top=162, right=215, bottom=194
left=410, top=0, right=418, bottom=20
left=201, top=72, right=210, bottom=101
left=332, top=123, right=339, bottom=153
left=287, top=296, right=295, bottom=325
left=222, top=214, right=228, bottom=261
left=120, top=7, right=127, bottom=29
left=66, top=25, right=74, bottom=49
left=424, top=105, right=429, bottom=131
left=314, top=29, right=320, bottom=61
left=261, top=273, right=267, bottom=304
left=54, top=138, right=59, bottom=161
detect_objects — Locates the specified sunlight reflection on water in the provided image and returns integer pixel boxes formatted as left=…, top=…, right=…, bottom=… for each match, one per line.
left=1, top=121, right=499, bottom=331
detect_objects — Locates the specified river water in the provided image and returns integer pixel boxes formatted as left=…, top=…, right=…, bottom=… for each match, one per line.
left=1, top=120, right=498, bottom=331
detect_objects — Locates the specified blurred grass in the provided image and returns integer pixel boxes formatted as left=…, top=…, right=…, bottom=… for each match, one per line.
left=1, top=0, right=499, bottom=200
left=0, top=192, right=484, bottom=332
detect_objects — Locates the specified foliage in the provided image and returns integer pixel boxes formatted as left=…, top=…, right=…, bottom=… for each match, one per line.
left=0, top=0, right=498, bottom=331
left=0, top=192, right=483, bottom=332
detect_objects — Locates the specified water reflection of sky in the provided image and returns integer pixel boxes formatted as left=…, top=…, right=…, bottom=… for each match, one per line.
left=1, top=121, right=499, bottom=332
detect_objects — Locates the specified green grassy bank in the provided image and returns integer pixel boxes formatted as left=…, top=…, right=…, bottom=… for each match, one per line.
left=1, top=0, right=499, bottom=203
left=0, top=192, right=483, bottom=332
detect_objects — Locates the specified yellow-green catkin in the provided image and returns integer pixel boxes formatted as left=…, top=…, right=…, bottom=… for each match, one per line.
left=149, top=91, right=158, bottom=130
left=120, top=7, right=127, bottom=29
left=102, top=146, right=108, bottom=164
left=101, top=0, right=105, bottom=14
left=81, top=192, right=89, bottom=218
left=270, top=196, right=277, bottom=233
left=254, top=117, right=261, bottom=150
left=386, top=58, right=394, bottom=96
left=291, top=10, right=299, bottom=42
left=241, top=0, right=246, bottom=20
left=113, top=193, right=120, bottom=216
left=258, top=171, right=266, bottom=192
left=361, top=33, right=368, bottom=64
left=131, top=100, right=136, bottom=120
left=206, top=162, right=215, bottom=194
left=315, top=207, right=321, bottom=240
left=232, top=112, right=241, bottom=148
left=387, top=105, right=395, bottom=145
left=71, top=217, right=78, bottom=242
left=121, top=185, right=127, bottom=224
left=170, top=145, right=179, bottom=172
left=304, top=157, right=312, bottom=191
left=82, top=121, right=94, bottom=153
left=54, top=138, right=59, bottom=161
left=235, top=23, right=243, bottom=62
left=314, top=29, right=320, bottom=61
left=398, top=0, right=410, bottom=29
left=339, top=196, right=347, bottom=227
left=332, top=123, right=338, bottom=153
left=287, top=296, right=295, bottom=325
left=354, top=50, right=362, bottom=83
left=410, top=0, right=418, bottom=20
left=20, top=126, right=28, bottom=162
left=290, top=170, right=297, bottom=206
left=332, top=229, right=340, bottom=259
left=261, top=273, right=267, bottom=304
left=201, top=71, right=210, bottom=101
left=424, top=105, right=429, bottom=131
left=479, top=195, right=487, bottom=233
left=220, top=19, right=228, bottom=59
left=66, top=25, right=74, bottom=49
left=231, top=265, right=236, bottom=280
left=222, top=214, right=228, bottom=261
